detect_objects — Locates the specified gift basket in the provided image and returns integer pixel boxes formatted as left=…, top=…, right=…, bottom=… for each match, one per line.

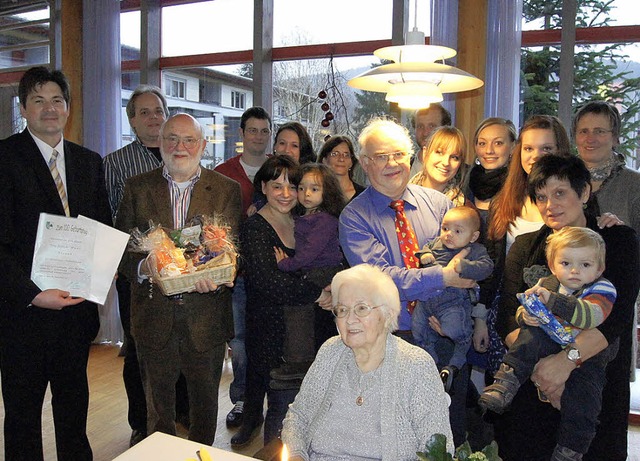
left=129, top=214, right=237, bottom=297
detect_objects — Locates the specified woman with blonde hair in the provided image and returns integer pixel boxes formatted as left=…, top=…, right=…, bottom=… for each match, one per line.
left=410, top=126, right=468, bottom=206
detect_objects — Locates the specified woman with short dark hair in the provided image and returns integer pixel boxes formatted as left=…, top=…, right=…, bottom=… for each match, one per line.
left=492, top=154, right=639, bottom=461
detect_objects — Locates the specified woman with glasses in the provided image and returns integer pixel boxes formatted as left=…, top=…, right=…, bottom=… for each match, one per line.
left=410, top=126, right=468, bottom=206
left=282, top=264, right=453, bottom=461
left=573, top=100, right=640, bottom=235
left=317, top=135, right=366, bottom=202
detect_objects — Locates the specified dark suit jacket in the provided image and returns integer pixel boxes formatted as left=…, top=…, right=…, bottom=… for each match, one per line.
left=115, top=167, right=242, bottom=352
left=0, top=129, right=111, bottom=343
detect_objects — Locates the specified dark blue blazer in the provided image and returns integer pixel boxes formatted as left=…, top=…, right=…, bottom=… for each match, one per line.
left=0, top=129, right=111, bottom=343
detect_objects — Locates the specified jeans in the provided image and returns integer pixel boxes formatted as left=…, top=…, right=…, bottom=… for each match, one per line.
left=412, top=287, right=473, bottom=368
left=229, top=276, right=247, bottom=403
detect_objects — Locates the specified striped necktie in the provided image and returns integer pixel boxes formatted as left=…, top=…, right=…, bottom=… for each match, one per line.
left=49, top=149, right=70, bottom=217
left=390, top=199, right=420, bottom=313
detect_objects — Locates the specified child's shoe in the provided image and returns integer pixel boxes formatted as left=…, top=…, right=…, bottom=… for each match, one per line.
left=551, top=445, right=583, bottom=461
left=439, top=365, right=458, bottom=394
left=478, top=363, right=520, bottom=414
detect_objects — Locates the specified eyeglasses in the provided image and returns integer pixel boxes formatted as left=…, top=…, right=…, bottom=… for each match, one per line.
left=331, top=302, right=380, bottom=319
left=163, top=136, right=201, bottom=150
left=364, top=151, right=409, bottom=166
left=328, top=151, right=351, bottom=159
left=245, top=128, right=271, bottom=136
left=576, top=128, right=612, bottom=137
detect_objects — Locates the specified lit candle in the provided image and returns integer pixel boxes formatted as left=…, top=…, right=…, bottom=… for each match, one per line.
left=281, top=443, right=289, bottom=461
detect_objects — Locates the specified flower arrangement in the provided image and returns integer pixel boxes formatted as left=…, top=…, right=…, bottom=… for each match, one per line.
left=417, top=434, right=502, bottom=461
left=128, top=214, right=237, bottom=296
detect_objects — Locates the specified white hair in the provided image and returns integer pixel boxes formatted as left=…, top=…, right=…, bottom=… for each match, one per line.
left=331, top=264, right=400, bottom=332
left=357, top=117, right=414, bottom=160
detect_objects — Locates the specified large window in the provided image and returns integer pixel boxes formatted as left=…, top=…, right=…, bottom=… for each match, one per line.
left=0, top=4, right=50, bottom=70
left=161, top=0, right=253, bottom=57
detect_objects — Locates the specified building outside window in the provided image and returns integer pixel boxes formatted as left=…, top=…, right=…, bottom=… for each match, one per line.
left=165, top=77, right=186, bottom=99
left=231, top=90, right=245, bottom=109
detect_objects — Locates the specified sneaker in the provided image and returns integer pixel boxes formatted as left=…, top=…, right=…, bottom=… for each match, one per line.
left=269, top=362, right=312, bottom=381
left=226, top=401, right=244, bottom=428
left=478, top=363, right=520, bottom=414
left=439, top=365, right=458, bottom=394
left=551, top=445, right=583, bottom=461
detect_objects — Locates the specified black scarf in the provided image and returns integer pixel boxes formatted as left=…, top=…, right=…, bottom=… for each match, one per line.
left=468, top=164, right=508, bottom=200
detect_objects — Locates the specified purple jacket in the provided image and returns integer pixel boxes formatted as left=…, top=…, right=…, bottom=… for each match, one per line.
left=278, top=212, right=343, bottom=272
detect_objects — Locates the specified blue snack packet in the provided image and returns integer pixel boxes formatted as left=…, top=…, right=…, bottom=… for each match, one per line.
left=517, top=293, right=573, bottom=345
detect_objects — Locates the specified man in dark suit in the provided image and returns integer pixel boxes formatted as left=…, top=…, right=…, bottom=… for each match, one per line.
left=0, top=66, right=111, bottom=460
left=116, top=113, right=242, bottom=444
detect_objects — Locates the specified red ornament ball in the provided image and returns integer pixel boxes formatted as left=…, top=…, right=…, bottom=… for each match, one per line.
left=318, top=90, right=327, bottom=99
left=321, top=119, right=330, bottom=127
left=321, top=102, right=330, bottom=111
left=325, top=111, right=334, bottom=121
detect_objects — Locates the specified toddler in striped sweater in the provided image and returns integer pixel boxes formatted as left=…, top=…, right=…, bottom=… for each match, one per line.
left=480, top=226, right=617, bottom=461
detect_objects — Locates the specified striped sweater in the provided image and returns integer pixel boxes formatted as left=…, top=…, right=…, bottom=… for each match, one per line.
left=539, top=274, right=617, bottom=337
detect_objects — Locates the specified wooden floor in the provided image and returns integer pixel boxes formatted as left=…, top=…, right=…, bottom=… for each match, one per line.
left=0, top=344, right=265, bottom=461
left=0, top=343, right=638, bottom=460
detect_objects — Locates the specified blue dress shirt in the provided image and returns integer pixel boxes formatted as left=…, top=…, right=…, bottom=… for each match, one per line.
left=339, top=184, right=453, bottom=330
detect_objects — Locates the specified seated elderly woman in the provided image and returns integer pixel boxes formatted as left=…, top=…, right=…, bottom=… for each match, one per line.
left=281, top=264, right=453, bottom=460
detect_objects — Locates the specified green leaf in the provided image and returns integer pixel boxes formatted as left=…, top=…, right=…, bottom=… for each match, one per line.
left=418, top=434, right=454, bottom=461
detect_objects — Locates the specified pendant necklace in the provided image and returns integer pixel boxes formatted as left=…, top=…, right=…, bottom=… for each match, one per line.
left=355, top=366, right=380, bottom=406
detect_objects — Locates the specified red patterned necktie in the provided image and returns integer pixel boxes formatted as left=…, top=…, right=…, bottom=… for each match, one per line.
left=390, top=199, right=420, bottom=313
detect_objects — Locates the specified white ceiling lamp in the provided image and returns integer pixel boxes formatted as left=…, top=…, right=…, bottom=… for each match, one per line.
left=348, top=1, right=483, bottom=110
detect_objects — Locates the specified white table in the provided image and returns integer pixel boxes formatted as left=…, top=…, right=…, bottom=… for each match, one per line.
left=112, top=432, right=256, bottom=461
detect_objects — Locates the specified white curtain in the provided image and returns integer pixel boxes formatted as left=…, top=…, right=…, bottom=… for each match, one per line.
left=83, top=0, right=123, bottom=344
left=485, top=0, right=523, bottom=122
left=430, top=0, right=459, bottom=120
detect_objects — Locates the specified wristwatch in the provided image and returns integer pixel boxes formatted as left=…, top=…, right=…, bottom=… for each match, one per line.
left=565, top=345, right=582, bottom=368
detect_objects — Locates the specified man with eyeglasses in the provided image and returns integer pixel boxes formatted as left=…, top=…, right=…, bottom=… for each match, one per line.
left=104, top=85, right=190, bottom=447
left=214, top=107, right=272, bottom=429
left=115, top=113, right=242, bottom=445
left=338, top=117, right=475, bottom=446
left=215, top=107, right=272, bottom=216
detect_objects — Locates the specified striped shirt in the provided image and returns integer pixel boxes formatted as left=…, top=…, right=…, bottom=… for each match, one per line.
left=521, top=275, right=618, bottom=338
left=104, top=139, right=162, bottom=222
left=162, top=165, right=201, bottom=229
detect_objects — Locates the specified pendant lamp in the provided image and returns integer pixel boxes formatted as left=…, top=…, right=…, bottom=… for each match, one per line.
left=348, top=3, right=483, bottom=109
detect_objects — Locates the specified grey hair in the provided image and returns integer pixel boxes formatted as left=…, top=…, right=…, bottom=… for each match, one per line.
left=357, top=117, right=414, bottom=161
left=160, top=113, right=205, bottom=139
left=331, top=264, right=400, bottom=333
left=126, top=84, right=169, bottom=120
